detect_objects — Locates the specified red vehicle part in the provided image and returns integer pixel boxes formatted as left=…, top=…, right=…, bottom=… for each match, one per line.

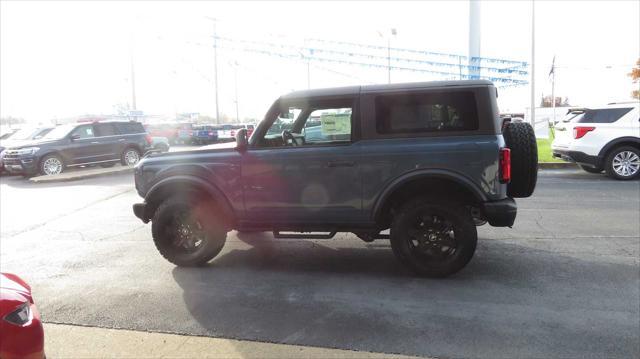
left=0, top=273, right=45, bottom=359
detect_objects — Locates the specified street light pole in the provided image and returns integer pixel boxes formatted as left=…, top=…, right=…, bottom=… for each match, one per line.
left=530, top=0, right=536, bottom=126
left=206, top=17, right=220, bottom=124
left=387, top=37, right=391, bottom=84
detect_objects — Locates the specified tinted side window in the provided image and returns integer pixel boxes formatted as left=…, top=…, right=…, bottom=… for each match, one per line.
left=95, top=123, right=117, bottom=136
left=114, top=122, right=145, bottom=134
left=71, top=125, right=95, bottom=139
left=376, top=91, right=478, bottom=134
left=577, top=108, right=633, bottom=123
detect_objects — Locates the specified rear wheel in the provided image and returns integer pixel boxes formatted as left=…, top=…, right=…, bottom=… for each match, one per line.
left=39, top=154, right=65, bottom=176
left=121, top=147, right=141, bottom=166
left=578, top=164, right=603, bottom=174
left=390, top=198, right=477, bottom=278
left=151, top=196, right=227, bottom=266
left=605, top=146, right=640, bottom=180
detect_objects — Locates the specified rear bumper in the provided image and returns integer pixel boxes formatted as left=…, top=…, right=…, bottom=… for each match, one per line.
left=482, top=198, right=517, bottom=227
left=552, top=149, right=602, bottom=168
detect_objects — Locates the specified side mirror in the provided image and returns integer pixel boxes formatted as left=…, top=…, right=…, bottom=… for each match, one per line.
left=70, top=134, right=81, bottom=141
left=235, top=128, right=248, bottom=152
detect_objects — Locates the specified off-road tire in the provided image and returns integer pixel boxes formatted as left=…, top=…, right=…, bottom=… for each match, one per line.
left=604, top=146, right=640, bottom=180
left=578, top=164, right=603, bottom=174
left=151, top=196, right=227, bottom=266
left=503, top=122, right=538, bottom=198
left=390, top=197, right=477, bottom=278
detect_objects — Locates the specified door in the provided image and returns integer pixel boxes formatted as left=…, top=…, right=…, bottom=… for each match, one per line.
left=242, top=100, right=363, bottom=225
left=93, top=123, right=121, bottom=161
left=62, top=124, right=103, bottom=164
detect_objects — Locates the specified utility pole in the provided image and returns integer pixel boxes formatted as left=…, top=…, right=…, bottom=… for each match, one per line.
left=129, top=32, right=137, bottom=112
left=530, top=0, right=536, bottom=126
left=206, top=17, right=220, bottom=124
left=233, top=61, right=239, bottom=123
left=550, top=56, right=556, bottom=127
left=378, top=28, right=396, bottom=84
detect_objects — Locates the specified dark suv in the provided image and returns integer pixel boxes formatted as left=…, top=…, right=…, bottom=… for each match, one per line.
left=132, top=80, right=538, bottom=277
left=4, top=121, right=152, bottom=176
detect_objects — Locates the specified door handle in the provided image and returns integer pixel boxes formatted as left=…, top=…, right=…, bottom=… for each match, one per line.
left=327, top=160, right=355, bottom=167
left=91, top=141, right=100, bottom=144
left=118, top=139, right=126, bottom=142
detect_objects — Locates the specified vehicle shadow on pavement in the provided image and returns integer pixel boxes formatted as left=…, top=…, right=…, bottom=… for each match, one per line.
left=0, top=171, right=133, bottom=189
left=169, top=236, right=639, bottom=358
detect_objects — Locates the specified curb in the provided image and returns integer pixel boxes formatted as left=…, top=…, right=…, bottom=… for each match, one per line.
left=538, top=162, right=577, bottom=169
left=29, top=166, right=133, bottom=183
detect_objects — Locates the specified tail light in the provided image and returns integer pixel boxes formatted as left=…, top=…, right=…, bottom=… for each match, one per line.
left=230, top=130, right=236, bottom=137
left=145, top=134, right=153, bottom=145
left=500, top=148, right=511, bottom=183
left=573, top=126, right=595, bottom=139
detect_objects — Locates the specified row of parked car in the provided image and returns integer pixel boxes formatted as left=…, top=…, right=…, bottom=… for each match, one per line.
left=145, top=123, right=255, bottom=145
left=0, top=121, right=160, bottom=177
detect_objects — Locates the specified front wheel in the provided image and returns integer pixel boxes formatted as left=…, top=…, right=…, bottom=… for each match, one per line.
left=151, top=196, right=227, bottom=266
left=40, top=154, right=65, bottom=176
left=390, top=198, right=477, bottom=278
left=605, top=146, right=640, bottom=180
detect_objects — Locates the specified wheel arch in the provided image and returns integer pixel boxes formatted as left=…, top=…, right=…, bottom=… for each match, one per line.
left=598, top=137, right=640, bottom=159
left=372, top=170, right=487, bottom=226
left=38, top=150, right=66, bottom=168
left=143, top=176, right=235, bottom=228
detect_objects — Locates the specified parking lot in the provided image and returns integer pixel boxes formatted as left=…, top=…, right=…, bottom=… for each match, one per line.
left=1, top=169, right=638, bottom=358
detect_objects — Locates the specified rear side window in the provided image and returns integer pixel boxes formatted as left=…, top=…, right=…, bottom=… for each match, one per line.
left=95, top=123, right=117, bottom=136
left=114, top=122, right=145, bottom=134
left=577, top=108, right=633, bottom=123
left=376, top=91, right=478, bottom=134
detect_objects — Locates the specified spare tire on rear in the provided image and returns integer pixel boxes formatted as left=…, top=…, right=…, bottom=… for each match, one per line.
left=503, top=122, right=538, bottom=198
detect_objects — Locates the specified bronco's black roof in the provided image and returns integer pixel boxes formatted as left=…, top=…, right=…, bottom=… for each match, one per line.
left=280, top=80, right=494, bottom=100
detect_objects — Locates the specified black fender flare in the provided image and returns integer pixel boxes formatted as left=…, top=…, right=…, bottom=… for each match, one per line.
left=598, top=137, right=640, bottom=159
left=371, top=169, right=488, bottom=221
left=143, top=175, right=235, bottom=225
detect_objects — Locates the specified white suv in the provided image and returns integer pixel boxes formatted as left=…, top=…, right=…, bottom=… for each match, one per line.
left=552, top=102, right=640, bottom=180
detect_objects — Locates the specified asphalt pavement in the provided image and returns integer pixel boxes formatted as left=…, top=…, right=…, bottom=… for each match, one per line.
left=1, top=169, right=638, bottom=358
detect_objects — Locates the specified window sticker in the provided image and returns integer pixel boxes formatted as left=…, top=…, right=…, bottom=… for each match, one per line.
left=321, top=113, right=351, bottom=135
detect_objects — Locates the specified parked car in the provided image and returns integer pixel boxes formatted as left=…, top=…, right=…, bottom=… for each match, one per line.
left=176, top=123, right=195, bottom=145
left=216, top=124, right=254, bottom=142
left=132, top=80, right=538, bottom=278
left=145, top=123, right=180, bottom=144
left=552, top=102, right=640, bottom=180
left=190, top=125, right=219, bottom=145
left=229, top=124, right=256, bottom=139
left=0, top=128, right=20, bottom=140
left=1, top=127, right=53, bottom=173
left=151, top=137, right=171, bottom=153
left=0, top=273, right=45, bottom=359
left=3, top=121, right=152, bottom=176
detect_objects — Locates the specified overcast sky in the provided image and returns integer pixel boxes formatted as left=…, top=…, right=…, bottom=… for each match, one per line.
left=1, top=0, right=638, bottom=123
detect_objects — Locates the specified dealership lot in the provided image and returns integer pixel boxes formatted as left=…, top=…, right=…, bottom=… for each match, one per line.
left=1, top=170, right=638, bottom=358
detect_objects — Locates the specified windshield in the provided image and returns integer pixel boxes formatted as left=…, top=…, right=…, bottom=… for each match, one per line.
left=8, top=128, right=40, bottom=140
left=42, top=124, right=75, bottom=140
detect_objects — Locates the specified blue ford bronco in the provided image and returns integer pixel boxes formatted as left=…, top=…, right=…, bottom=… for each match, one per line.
left=133, top=80, right=538, bottom=277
